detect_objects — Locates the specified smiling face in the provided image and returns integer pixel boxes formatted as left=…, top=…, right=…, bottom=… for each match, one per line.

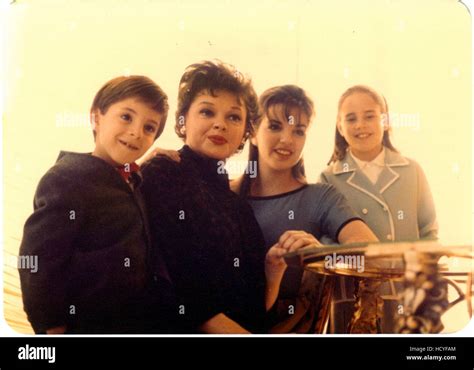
left=183, top=90, right=247, bottom=160
left=92, top=97, right=163, bottom=166
left=252, top=104, right=309, bottom=173
left=337, top=92, right=387, bottom=161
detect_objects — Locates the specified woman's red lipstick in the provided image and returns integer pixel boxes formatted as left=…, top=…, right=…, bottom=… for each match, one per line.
left=208, top=135, right=228, bottom=145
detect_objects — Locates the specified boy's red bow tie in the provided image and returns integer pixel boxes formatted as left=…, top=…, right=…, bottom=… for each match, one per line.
left=116, top=162, right=140, bottom=182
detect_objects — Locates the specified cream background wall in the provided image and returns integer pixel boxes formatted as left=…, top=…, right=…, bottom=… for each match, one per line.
left=2, top=0, right=471, bottom=333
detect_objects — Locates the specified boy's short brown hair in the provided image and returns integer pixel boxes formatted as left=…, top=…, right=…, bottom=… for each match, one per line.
left=90, top=75, right=169, bottom=139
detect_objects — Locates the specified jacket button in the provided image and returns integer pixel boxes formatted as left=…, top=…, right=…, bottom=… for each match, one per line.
left=387, top=234, right=393, bottom=240
left=362, top=208, right=368, bottom=215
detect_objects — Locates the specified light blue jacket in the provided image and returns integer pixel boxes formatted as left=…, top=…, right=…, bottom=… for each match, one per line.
left=320, top=148, right=438, bottom=244
left=320, top=148, right=438, bottom=332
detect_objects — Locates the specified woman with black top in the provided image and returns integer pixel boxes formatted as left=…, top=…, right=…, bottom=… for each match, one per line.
left=141, top=60, right=308, bottom=333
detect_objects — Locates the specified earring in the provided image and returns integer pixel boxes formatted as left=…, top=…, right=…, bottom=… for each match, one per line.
left=236, top=140, right=246, bottom=152
left=236, top=132, right=250, bottom=153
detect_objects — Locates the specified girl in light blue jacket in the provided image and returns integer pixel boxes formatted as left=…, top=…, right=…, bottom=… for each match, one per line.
left=320, top=85, right=438, bottom=333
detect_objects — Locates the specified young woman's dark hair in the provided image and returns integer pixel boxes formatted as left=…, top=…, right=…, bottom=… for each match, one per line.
left=240, top=85, right=314, bottom=196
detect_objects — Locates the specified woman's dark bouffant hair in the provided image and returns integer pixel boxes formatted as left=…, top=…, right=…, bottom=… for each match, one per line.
left=327, top=85, right=398, bottom=165
left=239, top=85, right=315, bottom=196
left=175, top=59, right=261, bottom=150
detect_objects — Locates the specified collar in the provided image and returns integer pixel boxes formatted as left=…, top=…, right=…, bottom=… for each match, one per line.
left=116, top=162, right=142, bottom=185
left=350, top=147, right=386, bottom=169
left=55, top=151, right=142, bottom=191
left=332, top=147, right=409, bottom=175
left=179, top=145, right=230, bottom=189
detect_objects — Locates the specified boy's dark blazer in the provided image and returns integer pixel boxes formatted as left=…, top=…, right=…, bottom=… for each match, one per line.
left=19, top=151, right=173, bottom=334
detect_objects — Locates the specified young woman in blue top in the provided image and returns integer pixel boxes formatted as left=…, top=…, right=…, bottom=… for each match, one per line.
left=233, top=85, right=379, bottom=333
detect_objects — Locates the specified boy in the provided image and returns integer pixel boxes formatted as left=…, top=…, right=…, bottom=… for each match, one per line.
left=19, top=76, right=174, bottom=334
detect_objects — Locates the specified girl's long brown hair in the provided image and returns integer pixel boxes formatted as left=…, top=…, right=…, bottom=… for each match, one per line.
left=327, top=85, right=398, bottom=165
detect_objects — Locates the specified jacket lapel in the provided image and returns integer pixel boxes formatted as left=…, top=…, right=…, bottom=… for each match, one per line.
left=375, top=149, right=410, bottom=193
left=333, top=149, right=409, bottom=205
left=347, top=170, right=387, bottom=207
left=334, top=152, right=388, bottom=207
